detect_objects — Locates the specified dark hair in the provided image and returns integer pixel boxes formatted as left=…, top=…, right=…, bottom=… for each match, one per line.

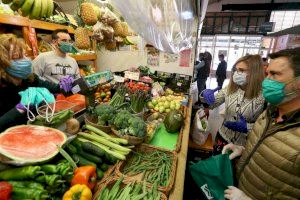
left=269, top=47, right=300, bottom=76
left=52, top=29, right=69, bottom=40
left=219, top=54, right=225, bottom=59
left=262, top=57, right=268, bottom=62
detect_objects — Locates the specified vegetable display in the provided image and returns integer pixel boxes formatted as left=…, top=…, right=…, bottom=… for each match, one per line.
left=113, top=110, right=146, bottom=138
left=93, top=104, right=116, bottom=126
left=164, top=110, right=184, bottom=133
left=63, top=184, right=92, bottom=200
left=130, top=89, right=147, bottom=114
left=97, top=177, right=163, bottom=200
left=109, top=85, right=127, bottom=108
left=71, top=166, right=97, bottom=190
left=122, top=151, right=173, bottom=186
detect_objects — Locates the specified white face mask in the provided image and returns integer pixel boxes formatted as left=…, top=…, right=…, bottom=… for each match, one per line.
left=233, top=71, right=247, bottom=86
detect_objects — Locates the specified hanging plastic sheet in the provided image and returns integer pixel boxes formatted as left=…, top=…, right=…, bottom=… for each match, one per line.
left=110, top=0, right=196, bottom=54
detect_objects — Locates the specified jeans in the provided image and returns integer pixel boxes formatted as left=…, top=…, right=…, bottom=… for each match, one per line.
left=197, top=77, right=207, bottom=95
left=217, top=78, right=225, bottom=88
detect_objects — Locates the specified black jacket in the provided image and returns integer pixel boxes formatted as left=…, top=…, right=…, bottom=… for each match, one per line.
left=0, top=74, right=60, bottom=132
left=216, top=60, right=227, bottom=79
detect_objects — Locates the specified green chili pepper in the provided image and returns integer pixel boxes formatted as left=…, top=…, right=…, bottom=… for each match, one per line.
left=0, top=166, right=42, bottom=180
left=41, top=164, right=58, bottom=174
left=36, top=174, right=63, bottom=186
left=11, top=187, right=48, bottom=200
left=8, top=181, right=44, bottom=190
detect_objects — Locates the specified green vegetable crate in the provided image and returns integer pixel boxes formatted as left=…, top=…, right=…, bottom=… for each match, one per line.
left=93, top=177, right=168, bottom=200
left=115, top=143, right=177, bottom=195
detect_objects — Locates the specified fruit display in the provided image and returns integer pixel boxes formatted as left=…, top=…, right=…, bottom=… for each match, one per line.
left=80, top=2, right=97, bottom=26
left=2, top=0, right=54, bottom=19
left=147, top=95, right=184, bottom=114
left=95, top=83, right=111, bottom=103
left=79, top=65, right=95, bottom=77
left=74, top=27, right=91, bottom=50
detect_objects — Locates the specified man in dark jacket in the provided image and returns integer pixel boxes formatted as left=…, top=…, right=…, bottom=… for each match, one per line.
left=216, top=54, right=227, bottom=88
left=195, top=51, right=212, bottom=95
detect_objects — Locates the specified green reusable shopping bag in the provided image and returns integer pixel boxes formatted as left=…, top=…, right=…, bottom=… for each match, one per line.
left=189, top=154, right=234, bottom=200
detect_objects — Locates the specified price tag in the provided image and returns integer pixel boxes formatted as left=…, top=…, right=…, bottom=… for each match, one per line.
left=71, top=84, right=81, bottom=94
left=124, top=71, right=140, bottom=81
left=113, top=75, right=125, bottom=82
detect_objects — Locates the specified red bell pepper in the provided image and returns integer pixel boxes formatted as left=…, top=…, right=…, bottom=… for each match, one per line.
left=0, top=181, right=13, bottom=200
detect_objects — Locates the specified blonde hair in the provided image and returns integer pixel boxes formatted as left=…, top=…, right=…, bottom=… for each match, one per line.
left=0, top=34, right=27, bottom=84
left=227, top=54, right=264, bottom=99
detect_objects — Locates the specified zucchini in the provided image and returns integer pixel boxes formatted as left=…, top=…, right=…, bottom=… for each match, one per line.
left=71, top=154, right=96, bottom=167
left=96, top=168, right=104, bottom=180
left=71, top=138, right=83, bottom=151
left=100, top=163, right=109, bottom=171
left=81, top=141, right=105, bottom=157
left=77, top=151, right=102, bottom=164
left=65, top=144, right=77, bottom=154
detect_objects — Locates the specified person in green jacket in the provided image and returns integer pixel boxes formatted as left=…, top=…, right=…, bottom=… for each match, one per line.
left=0, top=34, right=73, bottom=132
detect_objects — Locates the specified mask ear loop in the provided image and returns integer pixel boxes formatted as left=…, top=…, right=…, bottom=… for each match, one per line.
left=35, top=99, right=56, bottom=123
left=26, top=101, right=36, bottom=122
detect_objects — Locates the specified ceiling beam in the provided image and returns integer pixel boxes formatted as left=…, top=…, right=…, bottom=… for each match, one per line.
left=222, top=2, right=300, bottom=11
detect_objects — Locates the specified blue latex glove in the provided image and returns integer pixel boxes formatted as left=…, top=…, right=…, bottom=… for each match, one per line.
left=59, top=75, right=74, bottom=92
left=224, top=115, right=248, bottom=133
left=202, top=86, right=221, bottom=105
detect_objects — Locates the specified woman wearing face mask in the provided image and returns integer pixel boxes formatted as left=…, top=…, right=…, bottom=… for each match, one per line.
left=201, top=55, right=266, bottom=155
left=0, top=34, right=74, bottom=132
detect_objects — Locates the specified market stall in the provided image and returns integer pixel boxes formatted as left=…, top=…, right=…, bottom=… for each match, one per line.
left=0, top=0, right=195, bottom=199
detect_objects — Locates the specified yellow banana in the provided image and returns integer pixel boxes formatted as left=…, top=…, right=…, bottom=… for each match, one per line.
left=30, top=0, right=42, bottom=19
left=21, top=0, right=34, bottom=16
left=46, top=0, right=54, bottom=18
left=40, top=0, right=48, bottom=18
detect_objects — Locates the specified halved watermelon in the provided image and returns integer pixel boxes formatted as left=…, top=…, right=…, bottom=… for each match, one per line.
left=0, top=125, right=67, bottom=163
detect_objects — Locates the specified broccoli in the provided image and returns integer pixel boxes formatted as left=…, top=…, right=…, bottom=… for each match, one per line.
left=114, top=110, right=132, bottom=130
left=128, top=117, right=146, bottom=137
left=94, top=104, right=116, bottom=126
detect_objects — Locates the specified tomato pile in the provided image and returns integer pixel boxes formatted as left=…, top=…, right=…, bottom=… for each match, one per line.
left=125, top=81, right=151, bottom=93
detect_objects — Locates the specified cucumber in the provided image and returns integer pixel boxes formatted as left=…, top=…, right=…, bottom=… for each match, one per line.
left=96, top=168, right=104, bottom=180
left=71, top=138, right=83, bottom=151
left=71, top=154, right=96, bottom=167
left=81, top=141, right=105, bottom=157
left=100, top=163, right=109, bottom=171
left=65, top=143, right=77, bottom=154
left=78, top=151, right=102, bottom=164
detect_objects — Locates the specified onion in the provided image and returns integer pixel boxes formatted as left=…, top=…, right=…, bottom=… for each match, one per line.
left=66, top=118, right=80, bottom=135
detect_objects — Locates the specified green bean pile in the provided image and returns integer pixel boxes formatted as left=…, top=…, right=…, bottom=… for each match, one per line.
left=122, top=151, right=173, bottom=186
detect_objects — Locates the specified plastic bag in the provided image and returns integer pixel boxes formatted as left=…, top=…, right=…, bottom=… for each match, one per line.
left=189, top=154, right=234, bottom=200
left=190, top=81, right=198, bottom=105
left=191, top=109, right=209, bottom=145
left=110, top=0, right=196, bottom=54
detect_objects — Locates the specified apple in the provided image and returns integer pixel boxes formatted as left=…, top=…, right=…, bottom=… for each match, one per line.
left=158, top=102, right=164, bottom=107
left=159, top=106, right=165, bottom=113
left=165, top=108, right=171, bottom=113
left=147, top=102, right=154, bottom=109
left=152, top=99, right=158, bottom=106
left=170, top=104, right=176, bottom=110
left=175, top=103, right=181, bottom=110
left=164, top=101, right=170, bottom=108
left=154, top=106, right=159, bottom=111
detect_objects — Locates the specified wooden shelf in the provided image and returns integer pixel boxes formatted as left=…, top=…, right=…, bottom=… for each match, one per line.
left=0, top=14, right=74, bottom=33
left=69, top=54, right=97, bottom=61
left=0, top=13, right=29, bottom=26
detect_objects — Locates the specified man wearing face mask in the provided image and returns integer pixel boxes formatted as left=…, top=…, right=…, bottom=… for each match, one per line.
left=223, top=48, right=300, bottom=200
left=33, top=29, right=80, bottom=84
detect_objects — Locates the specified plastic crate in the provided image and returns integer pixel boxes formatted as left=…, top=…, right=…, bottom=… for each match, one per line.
left=84, top=70, right=112, bottom=87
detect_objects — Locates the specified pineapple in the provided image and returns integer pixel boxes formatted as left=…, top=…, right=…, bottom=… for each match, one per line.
left=105, top=40, right=117, bottom=51
left=81, top=2, right=98, bottom=26
left=75, top=27, right=90, bottom=49
left=112, top=21, right=123, bottom=37
left=120, top=22, right=129, bottom=37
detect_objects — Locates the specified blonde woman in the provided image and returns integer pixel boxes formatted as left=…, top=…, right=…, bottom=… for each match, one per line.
left=201, top=55, right=266, bottom=154
left=0, top=34, right=73, bottom=132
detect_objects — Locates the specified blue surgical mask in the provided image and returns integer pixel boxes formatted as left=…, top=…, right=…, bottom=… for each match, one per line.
left=5, top=58, right=32, bottom=79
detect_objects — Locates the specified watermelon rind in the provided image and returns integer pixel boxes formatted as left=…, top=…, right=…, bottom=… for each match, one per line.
left=0, top=125, right=67, bottom=165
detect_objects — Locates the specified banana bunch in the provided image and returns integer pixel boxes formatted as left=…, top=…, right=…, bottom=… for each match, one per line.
left=123, top=37, right=134, bottom=45
left=2, top=0, right=54, bottom=19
